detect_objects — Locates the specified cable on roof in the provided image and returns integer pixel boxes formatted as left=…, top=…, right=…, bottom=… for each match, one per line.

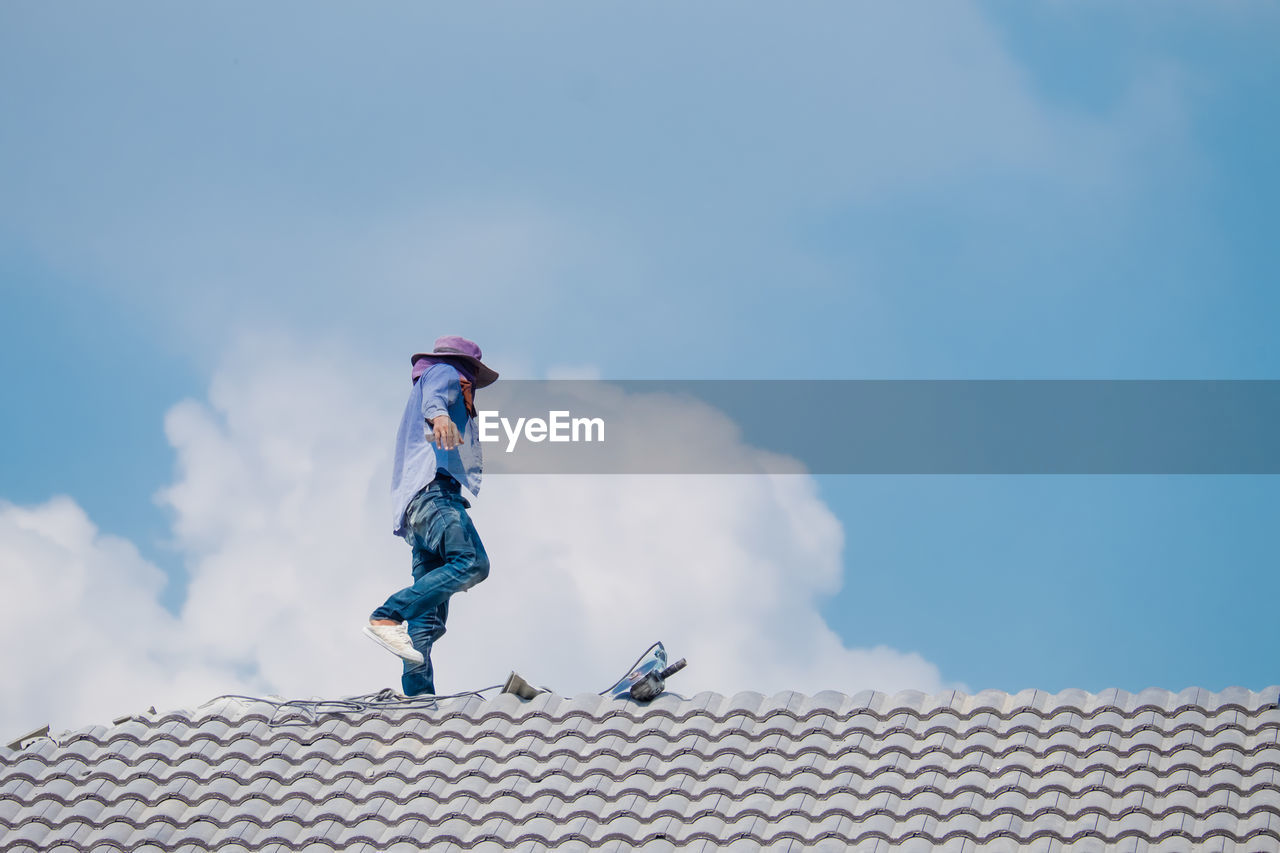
left=206, top=685, right=505, bottom=727
left=126, top=641, right=678, bottom=730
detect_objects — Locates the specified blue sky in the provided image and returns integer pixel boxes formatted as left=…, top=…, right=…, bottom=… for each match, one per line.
left=1, top=2, right=1278, bottom=728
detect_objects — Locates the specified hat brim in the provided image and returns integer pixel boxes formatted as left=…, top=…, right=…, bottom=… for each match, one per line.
left=410, top=352, right=499, bottom=389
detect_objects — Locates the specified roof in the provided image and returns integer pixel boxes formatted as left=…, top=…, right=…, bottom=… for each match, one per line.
left=2, top=686, right=1278, bottom=851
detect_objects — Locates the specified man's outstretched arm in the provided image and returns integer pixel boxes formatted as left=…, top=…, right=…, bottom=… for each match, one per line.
left=419, top=364, right=464, bottom=450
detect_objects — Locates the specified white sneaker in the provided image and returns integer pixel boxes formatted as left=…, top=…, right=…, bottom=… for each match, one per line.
left=363, top=623, right=425, bottom=666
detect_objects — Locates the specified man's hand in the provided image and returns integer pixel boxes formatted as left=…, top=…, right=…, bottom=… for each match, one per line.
left=430, top=415, right=463, bottom=450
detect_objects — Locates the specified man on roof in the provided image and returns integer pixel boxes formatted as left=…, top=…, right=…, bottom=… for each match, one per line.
left=363, top=335, right=498, bottom=696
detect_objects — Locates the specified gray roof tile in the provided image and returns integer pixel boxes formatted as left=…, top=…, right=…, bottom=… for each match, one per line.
left=3, top=686, right=1279, bottom=850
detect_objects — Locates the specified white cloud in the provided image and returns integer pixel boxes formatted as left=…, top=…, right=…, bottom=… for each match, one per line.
left=464, top=474, right=946, bottom=697
left=0, top=337, right=951, bottom=738
left=0, top=497, right=246, bottom=736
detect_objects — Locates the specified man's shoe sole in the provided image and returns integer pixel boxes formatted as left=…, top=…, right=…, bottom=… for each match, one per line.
left=362, top=626, right=426, bottom=666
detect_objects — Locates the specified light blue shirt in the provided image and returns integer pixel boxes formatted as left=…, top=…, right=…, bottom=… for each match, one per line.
left=390, top=363, right=483, bottom=537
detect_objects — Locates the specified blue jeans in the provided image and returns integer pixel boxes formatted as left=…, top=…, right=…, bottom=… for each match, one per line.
left=371, top=475, right=490, bottom=696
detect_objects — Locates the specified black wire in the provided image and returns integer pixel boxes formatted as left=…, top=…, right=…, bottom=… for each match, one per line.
left=61, top=649, right=680, bottom=745
left=206, top=686, right=505, bottom=726
left=122, top=643, right=669, bottom=730
left=213, top=640, right=663, bottom=725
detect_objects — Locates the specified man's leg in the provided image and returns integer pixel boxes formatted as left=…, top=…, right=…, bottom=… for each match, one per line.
left=399, top=541, right=449, bottom=696
left=372, top=491, right=489, bottom=624
left=401, top=599, right=449, bottom=696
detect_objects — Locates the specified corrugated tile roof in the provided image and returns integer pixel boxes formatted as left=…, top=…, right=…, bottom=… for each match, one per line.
left=2, top=686, right=1278, bottom=851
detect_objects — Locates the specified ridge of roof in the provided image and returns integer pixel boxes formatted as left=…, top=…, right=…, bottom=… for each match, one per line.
left=6, top=684, right=1275, bottom=756
left=111, top=683, right=1280, bottom=722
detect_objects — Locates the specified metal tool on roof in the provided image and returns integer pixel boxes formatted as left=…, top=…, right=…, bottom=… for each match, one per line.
left=500, top=641, right=688, bottom=702
left=601, top=641, right=688, bottom=702
left=501, top=671, right=549, bottom=700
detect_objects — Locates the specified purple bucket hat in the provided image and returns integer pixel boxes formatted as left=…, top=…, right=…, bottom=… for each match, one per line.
left=411, top=335, right=499, bottom=388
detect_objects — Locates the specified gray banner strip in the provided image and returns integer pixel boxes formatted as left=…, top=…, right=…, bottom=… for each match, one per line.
left=472, top=380, right=1280, bottom=474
